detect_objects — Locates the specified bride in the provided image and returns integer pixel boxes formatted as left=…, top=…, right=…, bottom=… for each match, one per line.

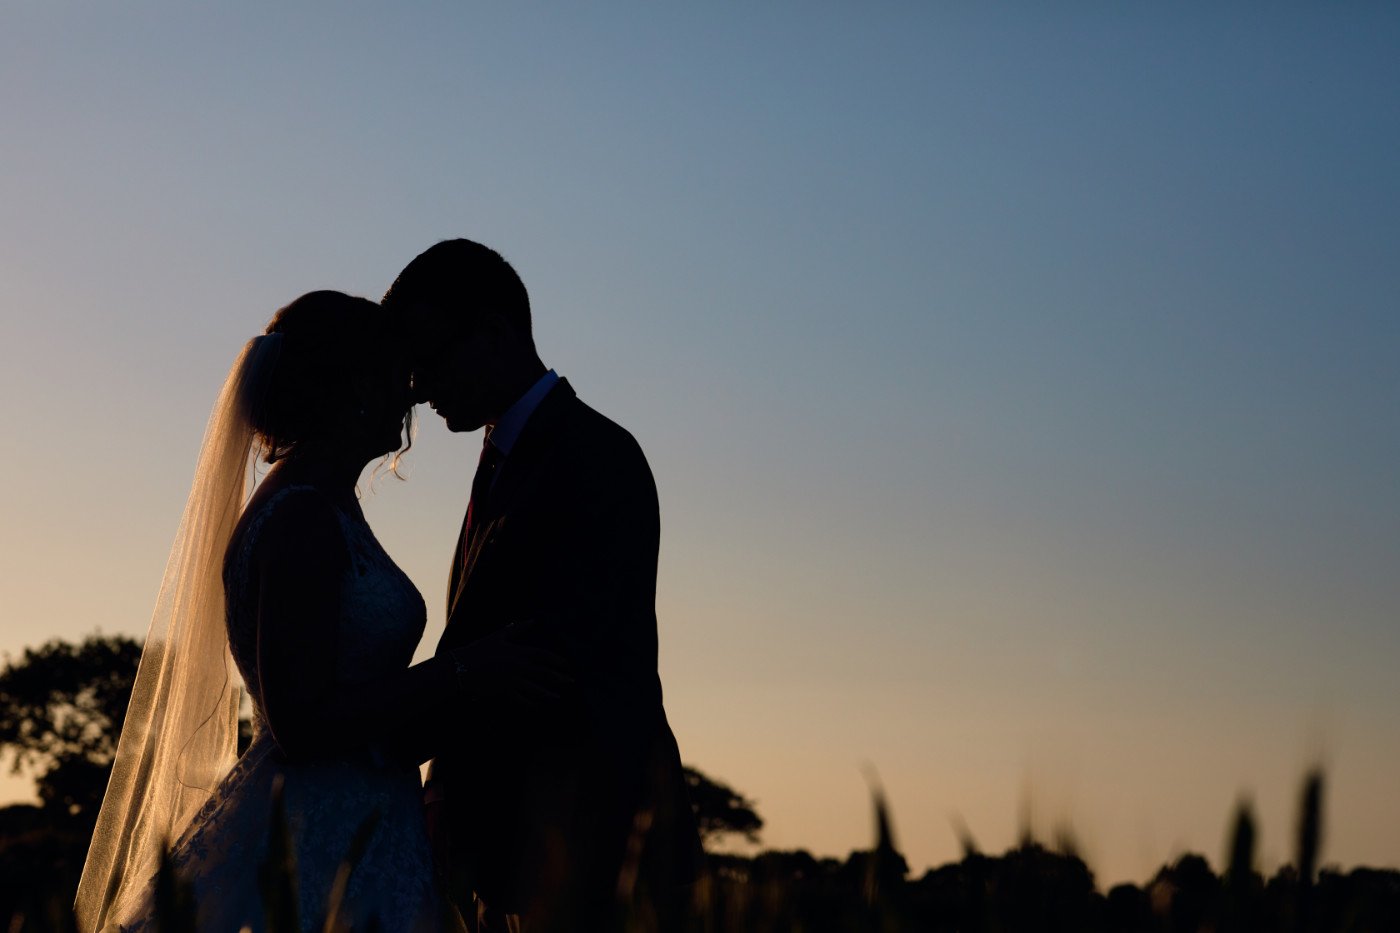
left=74, top=291, right=562, bottom=932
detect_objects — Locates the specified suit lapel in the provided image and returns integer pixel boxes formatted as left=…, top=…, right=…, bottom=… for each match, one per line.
left=445, top=505, right=472, bottom=625
left=480, top=380, right=575, bottom=524
left=444, top=380, right=579, bottom=639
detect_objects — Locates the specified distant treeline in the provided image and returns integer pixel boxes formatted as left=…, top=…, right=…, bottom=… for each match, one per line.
left=5, top=786, right=1399, bottom=931
left=696, top=831, right=1400, bottom=932
left=3, top=634, right=1398, bottom=931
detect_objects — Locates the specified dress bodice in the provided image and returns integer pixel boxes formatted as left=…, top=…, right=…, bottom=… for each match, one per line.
left=113, top=485, right=449, bottom=932
left=223, top=485, right=427, bottom=728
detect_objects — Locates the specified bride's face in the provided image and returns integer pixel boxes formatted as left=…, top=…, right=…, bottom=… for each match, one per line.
left=346, top=349, right=415, bottom=457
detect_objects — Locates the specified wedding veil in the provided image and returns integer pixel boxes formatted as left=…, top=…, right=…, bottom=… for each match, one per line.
left=74, top=334, right=283, bottom=932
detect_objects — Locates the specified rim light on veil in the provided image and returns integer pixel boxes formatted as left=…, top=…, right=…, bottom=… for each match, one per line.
left=74, top=334, right=283, bottom=932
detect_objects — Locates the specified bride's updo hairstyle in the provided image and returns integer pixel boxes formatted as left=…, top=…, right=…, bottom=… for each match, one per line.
left=249, top=290, right=400, bottom=463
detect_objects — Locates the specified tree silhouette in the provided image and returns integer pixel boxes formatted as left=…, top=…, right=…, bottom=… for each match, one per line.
left=0, top=633, right=140, bottom=825
left=683, top=765, right=763, bottom=847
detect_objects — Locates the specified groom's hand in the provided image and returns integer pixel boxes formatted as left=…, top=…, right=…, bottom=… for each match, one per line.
left=449, top=621, right=573, bottom=709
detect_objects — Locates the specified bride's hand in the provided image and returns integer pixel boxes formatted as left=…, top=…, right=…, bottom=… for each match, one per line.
left=448, top=621, right=573, bottom=708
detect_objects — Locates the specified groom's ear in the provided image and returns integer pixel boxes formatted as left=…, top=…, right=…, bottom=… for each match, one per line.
left=483, top=306, right=510, bottom=331
left=495, top=307, right=541, bottom=355
left=481, top=307, right=523, bottom=346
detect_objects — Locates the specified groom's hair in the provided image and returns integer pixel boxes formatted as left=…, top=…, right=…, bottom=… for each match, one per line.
left=382, top=238, right=533, bottom=343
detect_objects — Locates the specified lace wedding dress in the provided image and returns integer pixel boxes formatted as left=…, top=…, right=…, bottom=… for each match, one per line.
left=113, top=486, right=453, bottom=933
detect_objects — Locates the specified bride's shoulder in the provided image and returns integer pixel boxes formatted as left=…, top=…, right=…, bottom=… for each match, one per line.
left=228, top=484, right=347, bottom=573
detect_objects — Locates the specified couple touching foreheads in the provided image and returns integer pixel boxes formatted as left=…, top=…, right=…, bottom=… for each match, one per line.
left=75, top=239, right=702, bottom=933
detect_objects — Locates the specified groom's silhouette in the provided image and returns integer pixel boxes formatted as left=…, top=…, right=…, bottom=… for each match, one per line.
left=385, top=240, right=700, bottom=931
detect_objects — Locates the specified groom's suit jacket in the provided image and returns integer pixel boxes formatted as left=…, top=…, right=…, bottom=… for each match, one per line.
left=430, top=378, right=700, bottom=914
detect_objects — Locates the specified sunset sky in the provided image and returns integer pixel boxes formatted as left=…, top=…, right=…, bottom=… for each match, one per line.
left=2, top=4, right=1397, bottom=886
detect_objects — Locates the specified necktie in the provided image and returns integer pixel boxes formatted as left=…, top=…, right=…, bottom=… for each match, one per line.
left=465, top=432, right=504, bottom=542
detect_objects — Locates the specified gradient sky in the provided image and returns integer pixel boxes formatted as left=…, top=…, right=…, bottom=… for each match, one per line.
left=2, top=4, right=1397, bottom=886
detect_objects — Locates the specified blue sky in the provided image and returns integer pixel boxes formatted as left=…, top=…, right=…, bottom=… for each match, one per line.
left=2, top=3, right=1397, bottom=884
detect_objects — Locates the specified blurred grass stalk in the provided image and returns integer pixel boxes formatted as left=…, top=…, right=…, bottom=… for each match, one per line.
left=9, top=764, right=1383, bottom=932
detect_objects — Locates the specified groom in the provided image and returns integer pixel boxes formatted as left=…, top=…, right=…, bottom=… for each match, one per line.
left=384, top=239, right=700, bottom=931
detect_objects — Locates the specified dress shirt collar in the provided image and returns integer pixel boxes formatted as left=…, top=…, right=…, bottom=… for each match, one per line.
left=487, top=369, right=559, bottom=456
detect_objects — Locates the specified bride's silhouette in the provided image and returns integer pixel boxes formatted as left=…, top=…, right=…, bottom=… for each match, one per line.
left=75, top=292, right=561, bottom=933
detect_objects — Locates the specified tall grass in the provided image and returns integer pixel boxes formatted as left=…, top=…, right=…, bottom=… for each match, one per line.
left=4, top=766, right=1398, bottom=932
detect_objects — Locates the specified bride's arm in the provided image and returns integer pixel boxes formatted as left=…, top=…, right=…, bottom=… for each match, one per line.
left=252, top=490, right=456, bottom=762
left=252, top=490, right=566, bottom=765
